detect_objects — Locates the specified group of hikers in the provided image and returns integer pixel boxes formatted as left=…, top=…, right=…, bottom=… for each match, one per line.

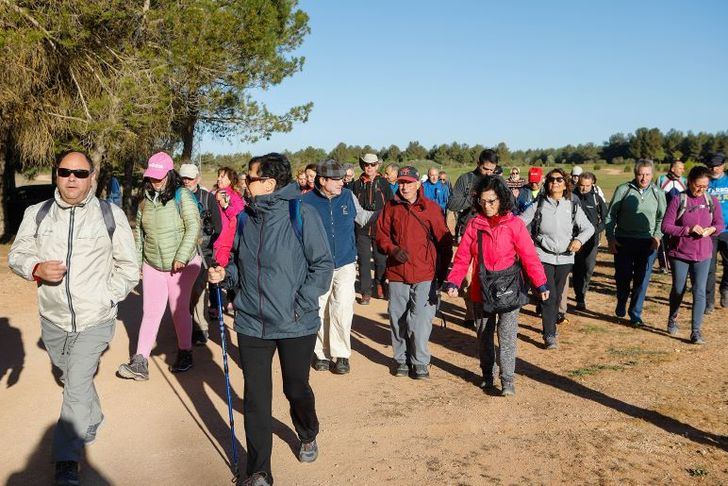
left=8, top=148, right=728, bottom=486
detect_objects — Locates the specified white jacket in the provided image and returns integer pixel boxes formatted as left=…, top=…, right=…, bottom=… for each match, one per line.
left=9, top=189, right=139, bottom=332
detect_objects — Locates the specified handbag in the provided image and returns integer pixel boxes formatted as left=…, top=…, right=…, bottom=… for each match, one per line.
left=476, top=230, right=529, bottom=314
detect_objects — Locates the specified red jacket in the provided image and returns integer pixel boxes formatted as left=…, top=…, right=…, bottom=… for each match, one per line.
left=446, top=212, right=547, bottom=303
left=376, top=189, right=453, bottom=284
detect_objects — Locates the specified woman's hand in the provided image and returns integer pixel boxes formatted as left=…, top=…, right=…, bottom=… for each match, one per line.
left=208, top=266, right=226, bottom=284
left=540, top=290, right=550, bottom=301
left=702, top=226, right=717, bottom=238
left=567, top=239, right=582, bottom=253
left=216, top=190, right=229, bottom=209
left=172, top=260, right=186, bottom=273
left=690, top=224, right=705, bottom=236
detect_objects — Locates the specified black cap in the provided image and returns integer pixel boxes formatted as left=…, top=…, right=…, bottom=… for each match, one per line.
left=704, top=153, right=726, bottom=168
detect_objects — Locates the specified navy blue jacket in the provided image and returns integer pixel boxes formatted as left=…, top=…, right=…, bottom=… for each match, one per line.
left=224, top=183, right=334, bottom=339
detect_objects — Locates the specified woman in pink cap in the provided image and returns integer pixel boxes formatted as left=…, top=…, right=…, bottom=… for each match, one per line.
left=118, top=152, right=201, bottom=380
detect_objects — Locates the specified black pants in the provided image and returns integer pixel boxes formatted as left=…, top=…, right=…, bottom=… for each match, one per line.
left=542, top=263, right=572, bottom=339
left=573, top=236, right=599, bottom=304
left=705, top=232, right=728, bottom=308
left=356, top=230, right=387, bottom=295
left=237, top=333, right=319, bottom=481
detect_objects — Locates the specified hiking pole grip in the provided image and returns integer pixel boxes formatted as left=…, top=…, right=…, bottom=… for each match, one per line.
left=212, top=282, right=239, bottom=477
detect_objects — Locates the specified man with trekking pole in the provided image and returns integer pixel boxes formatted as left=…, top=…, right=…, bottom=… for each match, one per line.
left=9, top=151, right=138, bottom=486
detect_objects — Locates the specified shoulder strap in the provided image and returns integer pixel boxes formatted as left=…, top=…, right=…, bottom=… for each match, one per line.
left=531, top=195, right=546, bottom=238
left=98, top=199, right=116, bottom=241
left=676, top=193, right=688, bottom=221
left=289, top=198, right=304, bottom=243
left=571, top=197, right=579, bottom=237
left=34, top=199, right=55, bottom=238
left=660, top=176, right=672, bottom=190
left=476, top=229, right=488, bottom=276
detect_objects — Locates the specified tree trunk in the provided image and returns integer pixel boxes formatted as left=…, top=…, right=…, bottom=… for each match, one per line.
left=0, top=128, right=15, bottom=242
left=180, top=115, right=196, bottom=162
left=122, top=157, right=135, bottom=218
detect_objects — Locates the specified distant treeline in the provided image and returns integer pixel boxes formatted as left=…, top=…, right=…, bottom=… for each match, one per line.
left=198, top=128, right=728, bottom=170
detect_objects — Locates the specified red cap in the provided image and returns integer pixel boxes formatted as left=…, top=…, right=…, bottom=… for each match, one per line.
left=528, top=167, right=544, bottom=183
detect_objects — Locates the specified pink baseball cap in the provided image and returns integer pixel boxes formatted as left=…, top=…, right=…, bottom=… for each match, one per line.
left=143, top=152, right=174, bottom=179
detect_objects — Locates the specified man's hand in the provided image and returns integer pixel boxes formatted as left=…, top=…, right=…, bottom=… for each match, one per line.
left=392, top=247, right=409, bottom=263
left=34, top=260, right=67, bottom=283
left=567, top=239, right=582, bottom=253
left=208, top=265, right=226, bottom=284
left=690, top=224, right=705, bottom=236
left=541, top=290, right=550, bottom=301
left=608, top=240, right=620, bottom=254
left=172, top=260, right=186, bottom=273
left=650, top=237, right=660, bottom=251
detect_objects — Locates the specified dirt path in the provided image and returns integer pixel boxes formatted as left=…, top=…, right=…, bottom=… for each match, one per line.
left=1, top=245, right=726, bottom=485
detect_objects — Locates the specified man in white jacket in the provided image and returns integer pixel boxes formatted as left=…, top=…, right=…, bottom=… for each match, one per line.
left=9, top=152, right=138, bottom=486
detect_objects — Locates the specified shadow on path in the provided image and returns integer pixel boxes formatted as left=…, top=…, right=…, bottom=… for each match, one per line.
left=0, top=317, right=24, bottom=388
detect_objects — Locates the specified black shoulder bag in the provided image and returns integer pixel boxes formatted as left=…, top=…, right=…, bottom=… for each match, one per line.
left=476, top=229, right=529, bottom=315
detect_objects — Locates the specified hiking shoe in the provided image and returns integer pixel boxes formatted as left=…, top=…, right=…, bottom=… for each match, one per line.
left=117, top=354, right=149, bottom=381
left=501, top=382, right=516, bottom=396
left=556, top=315, right=570, bottom=326
left=704, top=304, right=714, bottom=315
left=575, top=301, right=587, bottom=311
left=721, top=291, right=728, bottom=308
left=630, top=319, right=645, bottom=328
left=191, top=328, right=208, bottom=346
left=393, top=362, right=409, bottom=377
left=412, top=364, right=430, bottom=380
left=461, top=319, right=475, bottom=328
left=373, top=283, right=384, bottom=299
left=359, top=294, right=371, bottom=305
left=544, top=336, right=558, bottom=350
left=312, top=359, right=330, bottom=372
left=690, top=333, right=705, bottom=345
left=332, top=358, right=350, bottom=375
left=55, top=461, right=79, bottom=486
left=667, top=319, right=679, bottom=336
left=85, top=416, right=104, bottom=445
left=238, top=472, right=272, bottom=486
left=479, top=378, right=495, bottom=389
left=169, top=349, right=193, bottom=373
left=299, top=439, right=319, bottom=463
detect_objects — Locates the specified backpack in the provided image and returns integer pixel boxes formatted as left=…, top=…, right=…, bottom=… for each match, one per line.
left=235, top=198, right=304, bottom=243
left=139, top=187, right=205, bottom=219
left=675, top=192, right=714, bottom=221
left=34, top=198, right=115, bottom=240
left=530, top=194, right=579, bottom=243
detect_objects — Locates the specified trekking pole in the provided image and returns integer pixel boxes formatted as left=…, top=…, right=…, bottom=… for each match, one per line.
left=213, top=282, right=239, bottom=478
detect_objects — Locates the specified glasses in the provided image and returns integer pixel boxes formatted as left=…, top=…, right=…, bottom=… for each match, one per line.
left=547, top=176, right=565, bottom=183
left=479, top=198, right=499, bottom=206
left=57, top=168, right=92, bottom=179
left=362, top=162, right=378, bottom=167
left=479, top=166, right=495, bottom=174
left=246, top=174, right=270, bottom=184
left=325, top=176, right=343, bottom=181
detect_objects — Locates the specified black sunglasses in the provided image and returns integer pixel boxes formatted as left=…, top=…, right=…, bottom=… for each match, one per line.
left=57, top=168, right=92, bottom=179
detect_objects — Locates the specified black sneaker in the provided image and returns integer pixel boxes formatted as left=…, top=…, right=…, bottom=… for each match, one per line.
left=299, top=439, right=319, bottom=463
left=117, top=354, right=149, bottom=381
left=461, top=319, right=475, bottom=328
left=393, top=362, right=409, bottom=377
left=55, top=461, right=79, bottom=486
left=169, top=349, right=193, bottom=373
left=575, top=301, right=587, bottom=311
left=667, top=319, right=678, bottom=336
left=191, top=328, right=208, bottom=346
left=332, top=358, right=350, bottom=375
left=238, top=472, right=272, bottom=486
left=312, top=359, right=330, bottom=371
left=690, top=333, right=705, bottom=345
left=412, top=364, right=430, bottom=380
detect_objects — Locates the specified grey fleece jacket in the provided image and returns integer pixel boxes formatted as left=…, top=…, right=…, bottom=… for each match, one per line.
left=519, top=195, right=595, bottom=265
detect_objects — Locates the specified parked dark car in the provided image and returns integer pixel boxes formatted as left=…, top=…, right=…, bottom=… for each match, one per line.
left=7, top=184, right=55, bottom=236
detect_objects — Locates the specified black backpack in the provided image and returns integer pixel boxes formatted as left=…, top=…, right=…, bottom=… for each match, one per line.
left=34, top=199, right=115, bottom=240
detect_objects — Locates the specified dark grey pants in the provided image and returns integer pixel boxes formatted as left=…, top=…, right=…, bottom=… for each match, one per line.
left=41, top=318, right=115, bottom=462
left=573, top=236, right=599, bottom=304
left=474, top=307, right=520, bottom=385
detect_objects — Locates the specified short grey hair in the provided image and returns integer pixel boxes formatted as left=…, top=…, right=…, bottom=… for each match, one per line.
left=385, top=163, right=400, bottom=172
left=634, top=158, right=654, bottom=175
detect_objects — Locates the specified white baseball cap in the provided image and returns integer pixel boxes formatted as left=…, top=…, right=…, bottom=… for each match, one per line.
left=571, top=166, right=584, bottom=176
left=179, top=163, right=199, bottom=179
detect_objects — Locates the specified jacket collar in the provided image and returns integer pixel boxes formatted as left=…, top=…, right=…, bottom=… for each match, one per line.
left=54, top=185, right=96, bottom=209
left=247, top=182, right=300, bottom=217
left=359, top=173, right=382, bottom=184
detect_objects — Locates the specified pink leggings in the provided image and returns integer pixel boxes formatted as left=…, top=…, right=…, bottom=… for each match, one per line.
left=136, top=256, right=201, bottom=358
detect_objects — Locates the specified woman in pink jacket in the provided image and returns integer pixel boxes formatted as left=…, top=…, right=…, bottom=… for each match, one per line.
left=443, top=176, right=549, bottom=396
left=212, top=166, right=245, bottom=267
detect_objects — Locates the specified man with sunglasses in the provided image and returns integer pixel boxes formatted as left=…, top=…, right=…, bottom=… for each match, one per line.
left=351, top=153, right=394, bottom=304
left=9, top=151, right=138, bottom=485
left=303, top=160, right=374, bottom=374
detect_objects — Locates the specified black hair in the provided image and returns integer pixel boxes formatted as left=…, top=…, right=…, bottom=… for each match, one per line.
left=305, top=163, right=317, bottom=172
left=478, top=149, right=499, bottom=166
left=688, top=165, right=712, bottom=183
left=471, top=175, right=514, bottom=216
left=544, top=168, right=573, bottom=199
left=258, top=152, right=293, bottom=189
left=144, top=169, right=183, bottom=205
left=248, top=155, right=265, bottom=170
left=578, top=171, right=596, bottom=183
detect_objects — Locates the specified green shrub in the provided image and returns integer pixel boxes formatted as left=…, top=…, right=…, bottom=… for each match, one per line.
left=623, top=164, right=632, bottom=172
left=593, top=163, right=602, bottom=171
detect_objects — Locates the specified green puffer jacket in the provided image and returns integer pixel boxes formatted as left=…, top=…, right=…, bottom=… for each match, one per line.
left=135, top=187, right=201, bottom=271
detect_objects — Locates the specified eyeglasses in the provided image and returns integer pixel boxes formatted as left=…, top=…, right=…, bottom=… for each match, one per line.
left=479, top=166, right=495, bottom=174
left=57, top=168, right=92, bottom=179
left=479, top=198, right=499, bottom=206
left=246, top=174, right=270, bottom=184
left=547, top=176, right=565, bottom=183
left=362, top=162, right=378, bottom=167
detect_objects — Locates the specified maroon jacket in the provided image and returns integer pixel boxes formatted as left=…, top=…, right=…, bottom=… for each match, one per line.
left=376, top=189, right=453, bottom=284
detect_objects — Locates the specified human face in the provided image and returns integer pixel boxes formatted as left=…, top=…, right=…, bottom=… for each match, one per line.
left=672, top=162, right=685, bottom=177
left=428, top=169, right=439, bottom=183
left=56, top=153, right=95, bottom=205
left=217, top=171, right=231, bottom=189
left=297, top=173, right=307, bottom=187
left=509, top=169, right=520, bottom=180
left=148, top=174, right=168, bottom=192
left=439, top=174, right=448, bottom=184
left=385, top=168, right=398, bottom=184
left=710, top=164, right=725, bottom=179
left=578, top=178, right=594, bottom=194
left=689, top=176, right=710, bottom=197
left=246, top=162, right=276, bottom=197
left=547, top=173, right=566, bottom=196
left=182, top=176, right=199, bottom=191
left=320, top=176, right=344, bottom=198
left=305, top=169, right=316, bottom=188
left=478, top=162, right=496, bottom=176
left=571, top=175, right=580, bottom=186
left=635, top=166, right=653, bottom=189
left=398, top=180, right=420, bottom=202
left=344, top=168, right=355, bottom=183
left=363, top=161, right=379, bottom=178
left=479, top=189, right=500, bottom=218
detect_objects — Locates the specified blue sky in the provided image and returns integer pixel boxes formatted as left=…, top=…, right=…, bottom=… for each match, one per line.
left=202, top=0, right=728, bottom=155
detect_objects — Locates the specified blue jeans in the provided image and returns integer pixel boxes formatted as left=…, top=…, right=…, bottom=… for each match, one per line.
left=614, top=237, right=657, bottom=322
left=669, top=258, right=710, bottom=333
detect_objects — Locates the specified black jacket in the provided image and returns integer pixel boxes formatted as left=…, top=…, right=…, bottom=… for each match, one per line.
left=574, top=188, right=608, bottom=237
left=351, top=174, right=393, bottom=235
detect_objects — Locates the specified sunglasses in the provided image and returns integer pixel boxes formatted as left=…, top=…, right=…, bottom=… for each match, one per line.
left=362, top=162, right=378, bottom=167
left=246, top=174, right=270, bottom=184
left=57, top=168, right=92, bottom=179
left=548, top=176, right=565, bottom=183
